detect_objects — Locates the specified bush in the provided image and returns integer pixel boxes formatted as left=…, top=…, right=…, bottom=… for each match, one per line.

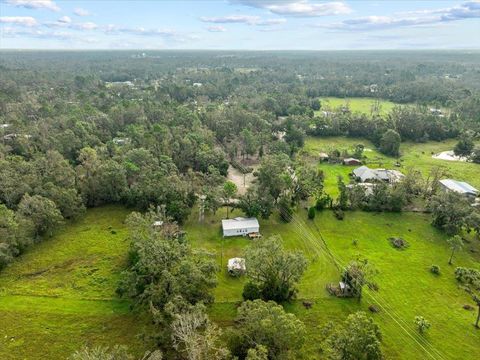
left=414, top=316, right=431, bottom=334
left=242, top=281, right=261, bottom=301
left=307, top=206, right=316, bottom=220
left=455, top=267, right=480, bottom=289
left=388, top=237, right=409, bottom=250
left=333, top=208, right=344, bottom=220
left=315, top=194, right=331, bottom=210
left=430, top=265, right=441, bottom=275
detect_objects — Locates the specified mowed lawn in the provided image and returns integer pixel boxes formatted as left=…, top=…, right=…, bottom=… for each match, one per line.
left=316, top=97, right=399, bottom=116
left=304, top=136, right=480, bottom=196
left=185, top=207, right=480, bottom=360
left=0, top=206, right=151, bottom=360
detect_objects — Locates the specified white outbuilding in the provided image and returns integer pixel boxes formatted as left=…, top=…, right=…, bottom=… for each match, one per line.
left=221, top=217, right=259, bottom=237
left=227, top=257, right=246, bottom=276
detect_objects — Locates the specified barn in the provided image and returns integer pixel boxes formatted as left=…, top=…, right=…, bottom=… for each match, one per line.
left=222, top=217, right=259, bottom=237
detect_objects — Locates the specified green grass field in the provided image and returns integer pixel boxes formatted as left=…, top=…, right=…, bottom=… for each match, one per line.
left=185, top=207, right=480, bottom=360
left=304, top=136, right=480, bottom=196
left=0, top=206, right=151, bottom=360
left=316, top=97, right=398, bottom=116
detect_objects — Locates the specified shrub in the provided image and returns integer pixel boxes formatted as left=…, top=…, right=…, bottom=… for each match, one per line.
left=430, top=265, right=441, bottom=275
left=455, top=267, right=480, bottom=289
left=333, top=208, right=344, bottom=220
left=242, top=281, right=261, bottom=301
left=315, top=194, right=331, bottom=210
left=388, top=237, right=409, bottom=250
left=414, top=316, right=431, bottom=334
left=308, top=206, right=316, bottom=220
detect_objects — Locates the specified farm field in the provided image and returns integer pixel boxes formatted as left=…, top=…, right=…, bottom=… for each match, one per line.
left=304, top=136, right=480, bottom=196
left=316, top=97, right=399, bottom=116
left=0, top=206, right=151, bottom=360
left=185, top=207, right=480, bottom=360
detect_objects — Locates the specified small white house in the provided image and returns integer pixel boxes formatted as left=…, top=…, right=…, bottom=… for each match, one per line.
left=227, top=257, right=246, bottom=276
left=222, top=217, right=259, bottom=237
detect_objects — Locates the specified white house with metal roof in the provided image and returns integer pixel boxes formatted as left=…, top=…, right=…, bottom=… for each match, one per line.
left=352, top=166, right=404, bottom=184
left=222, top=217, right=259, bottom=237
left=439, top=179, right=478, bottom=200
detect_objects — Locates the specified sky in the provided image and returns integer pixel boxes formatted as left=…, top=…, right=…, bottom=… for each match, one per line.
left=0, top=0, right=479, bottom=50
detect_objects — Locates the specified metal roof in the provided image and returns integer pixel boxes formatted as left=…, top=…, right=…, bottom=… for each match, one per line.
left=222, top=217, right=259, bottom=230
left=439, top=179, right=478, bottom=195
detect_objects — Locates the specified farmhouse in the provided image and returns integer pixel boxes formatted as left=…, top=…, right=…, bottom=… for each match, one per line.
left=222, top=217, right=259, bottom=237
left=439, top=179, right=478, bottom=200
left=227, top=257, right=246, bottom=276
left=343, top=157, right=362, bottom=166
left=353, top=166, right=404, bottom=183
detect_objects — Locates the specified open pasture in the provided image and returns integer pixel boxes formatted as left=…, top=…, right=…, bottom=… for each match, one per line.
left=0, top=206, right=151, bottom=360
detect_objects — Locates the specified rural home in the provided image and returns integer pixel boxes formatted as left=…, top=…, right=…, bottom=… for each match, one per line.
left=222, top=217, right=259, bottom=237
left=343, top=157, right=362, bottom=166
left=439, top=179, right=478, bottom=201
left=227, top=257, right=246, bottom=276
left=352, top=166, right=404, bottom=184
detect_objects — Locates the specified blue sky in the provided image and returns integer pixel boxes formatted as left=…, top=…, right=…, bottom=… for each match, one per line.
left=0, top=0, right=479, bottom=49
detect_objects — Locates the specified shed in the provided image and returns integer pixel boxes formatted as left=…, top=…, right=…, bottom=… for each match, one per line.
left=227, top=257, right=246, bottom=276
left=439, top=179, right=478, bottom=200
left=222, top=217, right=259, bottom=237
left=319, top=152, right=329, bottom=162
left=343, top=158, right=362, bottom=166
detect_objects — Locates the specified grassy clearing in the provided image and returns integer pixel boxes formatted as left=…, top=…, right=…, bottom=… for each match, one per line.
left=316, top=97, right=398, bottom=116
left=186, top=208, right=480, bottom=360
left=0, top=206, right=151, bottom=360
left=304, top=136, right=480, bottom=196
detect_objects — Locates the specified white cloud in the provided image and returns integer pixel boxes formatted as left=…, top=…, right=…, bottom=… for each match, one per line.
left=0, top=16, right=38, bottom=26
left=320, top=1, right=480, bottom=31
left=73, top=22, right=98, bottom=30
left=256, top=18, right=287, bottom=26
left=207, top=25, right=227, bottom=32
left=200, top=15, right=260, bottom=24
left=58, top=16, right=71, bottom=24
left=73, top=7, right=90, bottom=17
left=233, top=0, right=352, bottom=17
left=5, top=0, right=60, bottom=12
left=200, top=15, right=286, bottom=26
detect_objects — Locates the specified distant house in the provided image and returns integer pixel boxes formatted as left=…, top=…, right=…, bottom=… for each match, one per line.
left=429, top=108, right=443, bottom=116
left=319, top=152, right=329, bottom=162
left=227, top=257, right=246, bottom=276
left=222, top=217, right=259, bottom=237
left=152, top=220, right=164, bottom=229
left=439, top=179, right=478, bottom=200
left=3, top=133, right=17, bottom=141
left=113, top=137, right=130, bottom=146
left=343, top=158, right=362, bottom=166
left=0, top=124, right=10, bottom=129
left=352, top=166, right=404, bottom=184
left=193, top=82, right=203, bottom=87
